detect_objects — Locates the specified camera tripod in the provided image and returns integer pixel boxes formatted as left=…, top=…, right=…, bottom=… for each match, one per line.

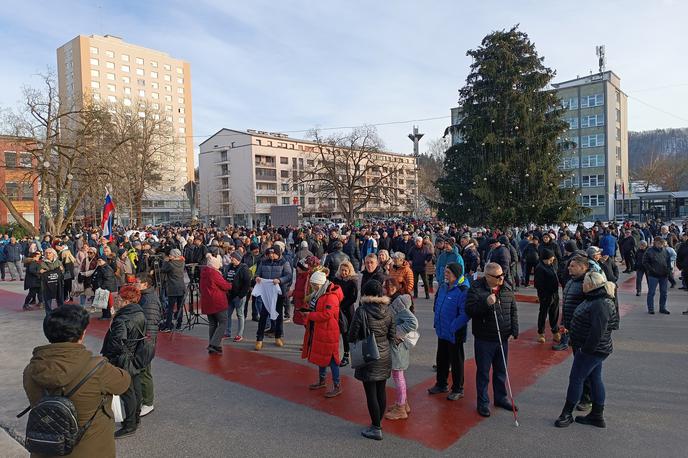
left=180, top=263, right=207, bottom=331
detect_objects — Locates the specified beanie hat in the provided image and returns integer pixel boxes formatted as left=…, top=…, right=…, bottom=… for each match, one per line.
left=230, top=251, right=242, bottom=262
left=445, top=262, right=463, bottom=279
left=541, top=248, right=555, bottom=260
left=170, top=248, right=182, bottom=257
left=206, top=253, right=222, bottom=270
left=564, top=241, right=577, bottom=254
left=362, top=279, right=384, bottom=297
left=274, top=241, right=286, bottom=253
left=250, top=242, right=260, bottom=251
left=309, top=270, right=327, bottom=286
left=586, top=246, right=602, bottom=258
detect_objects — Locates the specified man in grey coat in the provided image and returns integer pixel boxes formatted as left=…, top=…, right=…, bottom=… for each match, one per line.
left=4, top=237, right=24, bottom=281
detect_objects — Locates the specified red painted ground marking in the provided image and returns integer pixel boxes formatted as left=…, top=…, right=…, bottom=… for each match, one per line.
left=0, top=289, right=635, bottom=450
left=515, top=293, right=539, bottom=304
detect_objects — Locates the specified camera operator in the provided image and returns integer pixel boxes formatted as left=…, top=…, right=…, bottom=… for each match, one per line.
left=160, top=249, right=186, bottom=331
left=138, top=242, right=157, bottom=275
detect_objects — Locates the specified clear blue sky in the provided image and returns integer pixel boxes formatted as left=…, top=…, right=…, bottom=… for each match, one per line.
left=1, top=0, right=687, bottom=160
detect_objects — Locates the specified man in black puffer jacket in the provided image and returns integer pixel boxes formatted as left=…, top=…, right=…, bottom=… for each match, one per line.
left=553, top=254, right=589, bottom=352
left=485, top=239, right=512, bottom=286
left=323, top=241, right=350, bottom=281
left=466, top=262, right=518, bottom=418
left=136, top=272, right=162, bottom=417
left=555, top=271, right=618, bottom=429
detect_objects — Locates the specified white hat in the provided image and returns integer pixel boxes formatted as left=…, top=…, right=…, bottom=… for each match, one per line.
left=309, top=270, right=327, bottom=285
left=206, top=253, right=222, bottom=270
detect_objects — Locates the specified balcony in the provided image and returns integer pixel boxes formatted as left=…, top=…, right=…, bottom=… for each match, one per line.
left=255, top=188, right=277, bottom=196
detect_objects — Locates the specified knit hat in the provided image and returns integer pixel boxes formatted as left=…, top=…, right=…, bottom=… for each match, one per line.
left=206, top=253, right=222, bottom=270
left=586, top=246, right=602, bottom=257
left=274, top=241, right=286, bottom=254
left=362, top=279, right=384, bottom=297
left=250, top=242, right=260, bottom=251
left=445, top=262, right=463, bottom=279
left=300, top=241, right=309, bottom=248
left=564, top=241, right=577, bottom=254
left=541, top=248, right=555, bottom=260
left=309, top=270, right=327, bottom=286
left=230, top=251, right=242, bottom=262
left=170, top=248, right=182, bottom=257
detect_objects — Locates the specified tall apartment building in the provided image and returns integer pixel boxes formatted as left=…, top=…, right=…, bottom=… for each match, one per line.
left=0, top=136, right=40, bottom=228
left=199, top=129, right=418, bottom=227
left=56, top=34, right=194, bottom=223
left=552, top=71, right=629, bottom=220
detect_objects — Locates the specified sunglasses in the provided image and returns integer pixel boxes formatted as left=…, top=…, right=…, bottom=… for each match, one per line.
left=487, top=273, right=505, bottom=279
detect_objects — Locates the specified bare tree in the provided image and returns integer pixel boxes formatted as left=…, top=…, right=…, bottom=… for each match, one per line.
left=298, top=126, right=406, bottom=222
left=632, top=152, right=666, bottom=192
left=416, top=137, right=447, bottom=215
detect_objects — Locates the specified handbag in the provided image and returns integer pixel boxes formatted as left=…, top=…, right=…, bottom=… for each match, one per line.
left=93, top=288, right=110, bottom=309
left=350, top=308, right=380, bottom=369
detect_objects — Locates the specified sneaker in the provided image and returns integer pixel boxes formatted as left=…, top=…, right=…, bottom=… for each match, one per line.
left=447, top=391, right=464, bottom=401
left=648, top=310, right=655, bottom=315
left=283, top=318, right=292, bottom=324
left=636, top=292, right=641, bottom=296
left=576, top=402, right=592, bottom=411
left=427, top=385, right=449, bottom=395
left=361, top=426, right=383, bottom=441
left=537, top=334, right=546, bottom=343
left=682, top=310, right=688, bottom=315
left=339, top=353, right=350, bottom=367
left=114, top=427, right=137, bottom=439
left=140, top=405, right=154, bottom=417
left=233, top=335, right=243, bottom=342
left=552, top=332, right=561, bottom=343
left=309, top=379, right=327, bottom=390
left=660, top=310, right=670, bottom=315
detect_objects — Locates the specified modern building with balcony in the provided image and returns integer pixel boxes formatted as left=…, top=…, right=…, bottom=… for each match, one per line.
left=199, top=129, right=418, bottom=227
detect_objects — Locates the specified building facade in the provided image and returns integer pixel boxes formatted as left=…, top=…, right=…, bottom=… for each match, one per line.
left=0, top=136, right=40, bottom=229
left=199, top=129, right=418, bottom=227
left=56, top=34, right=194, bottom=220
left=552, top=71, right=629, bottom=220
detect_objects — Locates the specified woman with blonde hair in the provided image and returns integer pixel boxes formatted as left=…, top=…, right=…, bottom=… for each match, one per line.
left=377, top=250, right=393, bottom=275
left=60, top=249, right=77, bottom=303
left=332, top=260, right=358, bottom=367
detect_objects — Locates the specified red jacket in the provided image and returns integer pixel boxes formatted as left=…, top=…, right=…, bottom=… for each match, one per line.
left=199, top=266, right=231, bottom=315
left=292, top=269, right=311, bottom=326
left=301, top=283, right=343, bottom=367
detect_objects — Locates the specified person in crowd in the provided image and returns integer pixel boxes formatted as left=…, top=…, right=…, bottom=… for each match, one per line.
left=539, top=233, right=562, bottom=268
left=77, top=247, right=98, bottom=309
left=332, top=260, right=358, bottom=367
left=342, top=232, right=362, bottom=272
left=377, top=249, right=393, bottom=275
left=599, top=229, right=618, bottom=259
left=23, top=304, right=131, bottom=456
left=428, top=263, right=470, bottom=401
left=199, top=253, right=231, bottom=354
left=323, top=240, right=349, bottom=282
left=40, top=248, right=65, bottom=316
left=383, top=276, right=418, bottom=420
left=664, top=239, right=678, bottom=288
left=0, top=238, right=6, bottom=281
left=408, top=236, right=432, bottom=300
left=436, top=238, right=463, bottom=289
left=485, top=239, right=512, bottom=286
left=225, top=251, right=251, bottom=342
left=554, top=271, right=618, bottom=428
left=534, top=249, right=561, bottom=344
left=389, top=252, right=414, bottom=297
left=22, top=251, right=43, bottom=310
left=522, top=236, right=540, bottom=287
left=4, top=236, right=24, bottom=281
left=620, top=229, right=637, bottom=273
left=254, top=246, right=292, bottom=350
left=634, top=240, right=648, bottom=297
left=292, top=257, right=314, bottom=326
left=135, top=272, right=161, bottom=418
left=557, top=241, right=578, bottom=289
left=92, top=255, right=117, bottom=320
left=361, top=253, right=385, bottom=291
left=160, top=248, right=186, bottom=331
left=348, top=280, right=395, bottom=441
left=60, top=247, right=77, bottom=303
left=459, top=235, right=480, bottom=278
left=466, top=262, right=519, bottom=418
left=294, top=240, right=313, bottom=265
left=643, top=236, right=672, bottom=315
left=301, top=270, right=344, bottom=398
left=100, top=285, right=147, bottom=438
left=676, top=232, right=688, bottom=291
left=115, top=249, right=134, bottom=288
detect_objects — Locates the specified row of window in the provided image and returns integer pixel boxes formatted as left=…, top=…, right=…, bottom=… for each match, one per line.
left=580, top=134, right=605, bottom=148
left=89, top=60, right=184, bottom=84
left=560, top=174, right=606, bottom=188
left=562, top=93, right=604, bottom=110
left=252, top=139, right=415, bottom=164
left=582, top=194, right=606, bottom=207
left=3, top=151, right=32, bottom=168
left=566, top=113, right=607, bottom=129
left=89, top=46, right=183, bottom=74
left=559, top=154, right=606, bottom=169
left=3, top=182, right=34, bottom=200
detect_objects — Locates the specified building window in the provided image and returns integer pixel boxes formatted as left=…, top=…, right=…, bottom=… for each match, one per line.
left=151, top=92, right=159, bottom=99
left=121, top=54, right=129, bottom=62
left=582, top=194, right=605, bottom=207
left=124, top=87, right=131, bottom=95
left=567, top=117, right=579, bottom=129
left=106, top=73, right=115, bottom=81
left=163, top=64, right=171, bottom=71
left=176, top=67, right=183, bottom=74
left=256, top=196, right=277, bottom=204
left=123, top=98, right=132, bottom=106
left=135, top=57, right=144, bottom=65
left=616, top=91, right=621, bottom=103
left=122, top=75, right=130, bottom=84
left=177, top=77, right=184, bottom=84
left=281, top=197, right=290, bottom=205
left=165, top=85, right=171, bottom=92
left=581, top=93, right=604, bottom=108
left=138, top=89, right=145, bottom=97
left=177, top=87, right=184, bottom=94
left=562, top=97, right=578, bottom=110
left=105, top=50, right=114, bottom=58
left=307, top=159, right=315, bottom=167
left=136, top=68, right=144, bottom=76
left=581, top=154, right=605, bottom=168
left=164, top=74, right=171, bottom=82
left=616, top=165, right=622, bottom=178
left=582, top=174, right=605, bottom=187
left=177, top=97, right=184, bottom=104
left=165, top=105, right=172, bottom=111
left=280, top=157, right=289, bottom=164
left=90, top=58, right=99, bottom=66
left=90, top=69, right=99, bottom=77
left=616, top=109, right=621, bottom=122
left=151, top=82, right=159, bottom=89
left=581, top=114, right=604, bottom=128
left=280, top=170, right=289, bottom=178
left=616, top=128, right=621, bottom=141
left=107, top=95, right=117, bottom=103
left=151, top=71, right=158, bottom=78
left=121, top=65, right=130, bottom=72
left=308, top=197, right=316, bottom=205
left=616, top=146, right=621, bottom=162
left=281, top=183, right=290, bottom=191
left=4, top=151, right=17, bottom=167
left=178, top=117, right=184, bottom=124
left=89, top=46, right=98, bottom=55
left=138, top=79, right=146, bottom=86
left=107, top=83, right=116, bottom=92
left=165, top=95, right=172, bottom=102
left=91, top=81, right=100, bottom=89
left=178, top=127, right=185, bottom=134
left=106, top=61, right=115, bottom=70
left=92, top=93, right=100, bottom=100
left=581, top=134, right=605, bottom=148
left=560, top=174, right=579, bottom=188
left=256, top=139, right=262, bottom=145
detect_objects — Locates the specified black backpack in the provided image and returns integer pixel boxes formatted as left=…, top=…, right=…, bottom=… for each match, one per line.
left=18, top=359, right=107, bottom=456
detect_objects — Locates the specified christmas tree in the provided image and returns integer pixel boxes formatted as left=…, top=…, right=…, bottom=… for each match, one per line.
left=436, top=26, right=585, bottom=227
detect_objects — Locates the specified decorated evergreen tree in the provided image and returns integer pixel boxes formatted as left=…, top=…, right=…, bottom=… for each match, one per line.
left=436, top=26, right=585, bottom=227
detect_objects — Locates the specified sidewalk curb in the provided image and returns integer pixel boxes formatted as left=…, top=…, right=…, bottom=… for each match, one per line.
left=0, top=425, right=27, bottom=458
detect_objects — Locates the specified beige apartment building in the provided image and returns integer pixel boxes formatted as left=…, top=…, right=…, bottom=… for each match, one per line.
left=199, top=129, right=418, bottom=227
left=57, top=34, right=194, bottom=223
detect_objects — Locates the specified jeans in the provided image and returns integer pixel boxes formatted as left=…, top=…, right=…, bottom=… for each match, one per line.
left=7, top=260, right=23, bottom=280
left=537, top=292, right=560, bottom=334
left=208, top=310, right=228, bottom=348
left=566, top=350, right=607, bottom=405
left=43, top=293, right=64, bottom=316
left=413, top=270, right=429, bottom=298
left=362, top=380, right=387, bottom=427
left=523, top=261, right=537, bottom=286
left=436, top=331, right=465, bottom=393
left=121, top=372, right=142, bottom=429
left=318, top=356, right=340, bottom=385
left=646, top=275, right=668, bottom=312
left=256, top=295, right=284, bottom=340
left=140, top=364, right=154, bottom=406
left=635, top=270, right=646, bottom=293
left=227, top=296, right=245, bottom=337
left=392, top=369, right=407, bottom=405
left=474, top=338, right=508, bottom=408
left=165, top=295, right=185, bottom=329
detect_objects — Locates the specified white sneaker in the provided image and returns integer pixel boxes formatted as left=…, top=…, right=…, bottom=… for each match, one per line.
left=140, top=405, right=154, bottom=417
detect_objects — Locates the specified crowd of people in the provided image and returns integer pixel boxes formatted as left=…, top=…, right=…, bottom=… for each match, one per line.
left=12, top=216, right=688, bottom=453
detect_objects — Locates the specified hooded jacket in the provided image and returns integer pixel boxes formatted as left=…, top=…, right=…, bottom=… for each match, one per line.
left=435, top=249, right=464, bottom=286
left=301, top=283, right=344, bottom=367
left=348, top=295, right=395, bottom=382
left=570, top=284, right=618, bottom=356
left=389, top=294, right=418, bottom=370
left=101, top=303, right=147, bottom=374
left=23, top=343, right=131, bottom=458
left=433, top=276, right=470, bottom=344
left=199, top=266, right=231, bottom=315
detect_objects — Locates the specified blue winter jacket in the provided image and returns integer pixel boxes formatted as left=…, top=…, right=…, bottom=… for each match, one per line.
left=433, top=276, right=471, bottom=344
left=599, top=235, right=617, bottom=257
left=255, top=256, right=293, bottom=295
left=435, top=248, right=465, bottom=286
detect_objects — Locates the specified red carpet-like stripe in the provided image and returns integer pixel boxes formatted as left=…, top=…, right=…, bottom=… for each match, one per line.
left=0, top=288, right=634, bottom=450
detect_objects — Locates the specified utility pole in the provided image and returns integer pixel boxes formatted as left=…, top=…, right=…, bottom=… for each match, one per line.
left=408, top=125, right=424, bottom=217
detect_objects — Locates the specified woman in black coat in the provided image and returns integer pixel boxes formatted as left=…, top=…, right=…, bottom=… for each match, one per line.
left=347, top=280, right=394, bottom=441
left=92, top=256, right=117, bottom=320
left=332, top=260, right=359, bottom=367
left=23, top=251, right=43, bottom=310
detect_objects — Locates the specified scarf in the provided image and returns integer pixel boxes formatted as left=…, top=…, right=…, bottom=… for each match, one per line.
left=307, top=280, right=330, bottom=311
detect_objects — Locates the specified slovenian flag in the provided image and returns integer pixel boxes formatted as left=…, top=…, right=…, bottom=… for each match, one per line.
left=102, top=191, right=115, bottom=241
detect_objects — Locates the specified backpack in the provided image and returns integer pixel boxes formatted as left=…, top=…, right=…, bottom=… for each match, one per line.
left=18, top=359, right=107, bottom=456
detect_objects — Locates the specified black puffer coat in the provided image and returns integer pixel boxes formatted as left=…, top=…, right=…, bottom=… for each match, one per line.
left=92, top=264, right=117, bottom=292
left=561, top=274, right=586, bottom=329
left=348, top=296, right=395, bottom=382
left=324, top=250, right=350, bottom=280
left=101, top=303, right=147, bottom=375
left=23, top=259, right=42, bottom=289
left=466, top=277, right=518, bottom=342
left=139, top=288, right=162, bottom=342
left=570, top=285, right=618, bottom=356
left=361, top=266, right=385, bottom=291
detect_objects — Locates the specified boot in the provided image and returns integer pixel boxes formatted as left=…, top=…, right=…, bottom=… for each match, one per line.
left=255, top=340, right=263, bottom=351
left=361, top=425, right=383, bottom=441
left=324, top=383, right=342, bottom=398
left=554, top=401, right=576, bottom=427
left=576, top=404, right=606, bottom=428
left=309, top=377, right=326, bottom=390
left=385, top=403, right=398, bottom=413
left=339, top=352, right=350, bottom=367
left=275, top=338, right=284, bottom=347
left=404, top=401, right=411, bottom=414
left=537, top=334, right=546, bottom=343
left=552, top=332, right=569, bottom=351
left=552, top=332, right=561, bottom=343
left=384, top=404, right=408, bottom=420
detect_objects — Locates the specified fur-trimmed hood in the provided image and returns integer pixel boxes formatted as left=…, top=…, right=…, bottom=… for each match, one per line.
left=360, top=295, right=390, bottom=305
left=359, top=295, right=391, bottom=320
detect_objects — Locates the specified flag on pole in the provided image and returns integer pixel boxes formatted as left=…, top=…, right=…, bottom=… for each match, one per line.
left=101, top=191, right=115, bottom=241
left=621, top=182, right=625, bottom=200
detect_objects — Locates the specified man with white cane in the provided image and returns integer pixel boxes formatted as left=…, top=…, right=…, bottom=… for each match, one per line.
left=466, top=262, right=519, bottom=420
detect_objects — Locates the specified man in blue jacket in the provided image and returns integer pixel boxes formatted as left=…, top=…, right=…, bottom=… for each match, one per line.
left=428, top=263, right=470, bottom=401
left=599, top=230, right=617, bottom=258
left=435, top=239, right=464, bottom=290
left=254, top=246, right=293, bottom=349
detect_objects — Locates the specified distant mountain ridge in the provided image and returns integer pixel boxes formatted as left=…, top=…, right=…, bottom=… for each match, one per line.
left=628, top=127, right=688, bottom=170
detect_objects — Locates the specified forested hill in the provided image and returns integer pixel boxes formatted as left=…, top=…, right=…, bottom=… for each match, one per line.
left=629, top=128, right=688, bottom=169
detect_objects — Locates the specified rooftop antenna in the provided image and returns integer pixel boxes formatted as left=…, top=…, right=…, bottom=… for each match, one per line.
left=596, top=45, right=606, bottom=74
left=408, top=125, right=424, bottom=157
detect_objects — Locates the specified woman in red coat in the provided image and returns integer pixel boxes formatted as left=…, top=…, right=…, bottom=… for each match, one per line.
left=199, top=254, right=231, bottom=355
left=301, top=270, right=344, bottom=397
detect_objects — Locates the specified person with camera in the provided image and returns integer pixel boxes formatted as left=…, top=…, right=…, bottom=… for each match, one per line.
left=136, top=272, right=162, bottom=417
left=160, top=248, right=187, bottom=332
left=23, top=305, right=131, bottom=457
left=100, top=285, right=147, bottom=438
left=92, top=256, right=117, bottom=320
